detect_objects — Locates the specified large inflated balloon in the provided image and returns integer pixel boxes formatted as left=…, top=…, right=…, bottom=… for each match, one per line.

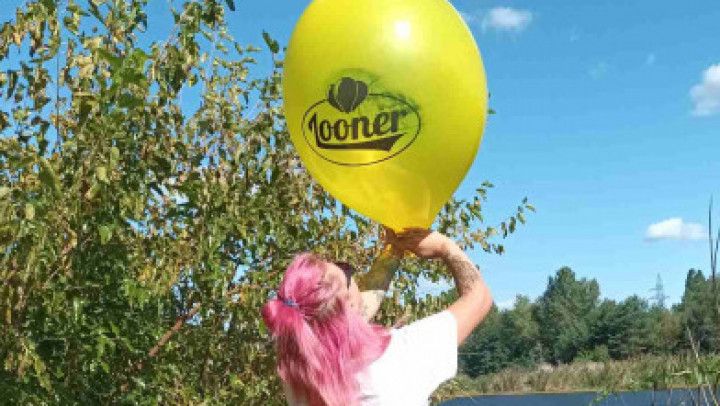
left=283, top=0, right=488, bottom=231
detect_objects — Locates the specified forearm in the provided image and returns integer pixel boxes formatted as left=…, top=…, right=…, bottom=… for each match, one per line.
left=356, top=245, right=401, bottom=321
left=356, top=245, right=401, bottom=291
left=442, top=244, right=493, bottom=344
left=441, top=245, right=483, bottom=297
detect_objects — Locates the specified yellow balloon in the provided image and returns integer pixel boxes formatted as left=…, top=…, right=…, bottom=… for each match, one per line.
left=283, top=0, right=488, bottom=231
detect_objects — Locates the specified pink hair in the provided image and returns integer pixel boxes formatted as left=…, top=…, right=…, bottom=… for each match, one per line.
left=261, top=253, right=391, bottom=406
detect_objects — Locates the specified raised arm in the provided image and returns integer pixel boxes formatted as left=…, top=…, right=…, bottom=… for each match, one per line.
left=392, top=229, right=493, bottom=345
left=442, top=242, right=493, bottom=345
left=355, top=238, right=403, bottom=322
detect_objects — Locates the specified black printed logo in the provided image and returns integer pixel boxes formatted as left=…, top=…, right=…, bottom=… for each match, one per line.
left=328, top=77, right=368, bottom=113
left=302, top=76, right=421, bottom=166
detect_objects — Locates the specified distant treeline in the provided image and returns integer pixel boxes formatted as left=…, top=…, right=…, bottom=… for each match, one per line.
left=459, top=267, right=720, bottom=377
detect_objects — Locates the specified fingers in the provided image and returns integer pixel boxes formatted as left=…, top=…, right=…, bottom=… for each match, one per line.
left=381, top=226, right=428, bottom=236
left=380, top=227, right=435, bottom=254
left=395, top=228, right=431, bottom=242
left=403, top=228, right=431, bottom=235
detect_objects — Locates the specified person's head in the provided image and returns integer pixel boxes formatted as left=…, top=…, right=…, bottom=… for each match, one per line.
left=261, top=253, right=390, bottom=406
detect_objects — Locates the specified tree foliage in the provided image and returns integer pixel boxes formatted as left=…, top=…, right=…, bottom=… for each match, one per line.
left=678, top=269, right=718, bottom=352
left=0, top=1, right=531, bottom=403
left=590, top=295, right=652, bottom=360
left=459, top=266, right=720, bottom=378
left=535, top=267, right=600, bottom=363
left=459, top=295, right=542, bottom=377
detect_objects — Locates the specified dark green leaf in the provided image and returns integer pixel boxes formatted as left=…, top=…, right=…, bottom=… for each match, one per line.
left=97, top=49, right=122, bottom=70
left=6, top=70, right=18, bottom=99
left=0, top=111, right=8, bottom=130
left=39, top=158, right=60, bottom=195
left=262, top=31, right=279, bottom=54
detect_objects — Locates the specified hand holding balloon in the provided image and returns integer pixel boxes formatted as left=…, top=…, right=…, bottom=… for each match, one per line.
left=384, top=228, right=456, bottom=260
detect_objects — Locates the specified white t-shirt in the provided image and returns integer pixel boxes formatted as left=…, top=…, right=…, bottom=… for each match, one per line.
left=283, top=310, right=458, bottom=406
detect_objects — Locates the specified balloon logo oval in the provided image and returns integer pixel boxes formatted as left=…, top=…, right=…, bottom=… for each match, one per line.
left=301, top=76, right=422, bottom=167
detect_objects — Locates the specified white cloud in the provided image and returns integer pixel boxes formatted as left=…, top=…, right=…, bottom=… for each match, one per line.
left=691, top=64, right=720, bottom=116
left=481, top=7, right=533, bottom=32
left=645, top=218, right=705, bottom=241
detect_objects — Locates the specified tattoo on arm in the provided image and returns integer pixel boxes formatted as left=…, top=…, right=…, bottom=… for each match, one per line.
left=356, top=248, right=401, bottom=321
left=444, top=252, right=481, bottom=296
left=356, top=250, right=400, bottom=292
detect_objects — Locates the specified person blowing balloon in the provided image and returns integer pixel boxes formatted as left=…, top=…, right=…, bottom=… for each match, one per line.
left=261, top=228, right=494, bottom=406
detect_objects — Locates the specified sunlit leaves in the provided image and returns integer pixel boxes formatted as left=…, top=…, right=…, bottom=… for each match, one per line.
left=24, top=202, right=35, bottom=220
left=38, top=157, right=60, bottom=196
left=99, top=225, right=112, bottom=245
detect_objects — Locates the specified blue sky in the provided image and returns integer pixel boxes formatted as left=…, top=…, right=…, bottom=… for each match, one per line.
left=4, top=1, right=719, bottom=307
left=449, top=0, right=720, bottom=307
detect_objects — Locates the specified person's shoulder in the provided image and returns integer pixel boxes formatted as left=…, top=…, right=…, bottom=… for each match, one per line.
left=381, top=310, right=457, bottom=359
left=395, top=310, right=457, bottom=337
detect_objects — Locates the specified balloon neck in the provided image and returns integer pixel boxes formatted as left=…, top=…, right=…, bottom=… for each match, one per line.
left=382, top=241, right=406, bottom=259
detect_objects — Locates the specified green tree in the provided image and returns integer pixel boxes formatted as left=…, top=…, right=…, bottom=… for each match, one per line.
left=677, top=269, right=716, bottom=352
left=459, top=295, right=542, bottom=377
left=458, top=306, right=511, bottom=377
left=647, top=305, right=682, bottom=354
left=0, top=1, right=531, bottom=403
left=535, top=267, right=600, bottom=364
left=590, top=296, right=652, bottom=359
left=500, top=295, right=543, bottom=366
